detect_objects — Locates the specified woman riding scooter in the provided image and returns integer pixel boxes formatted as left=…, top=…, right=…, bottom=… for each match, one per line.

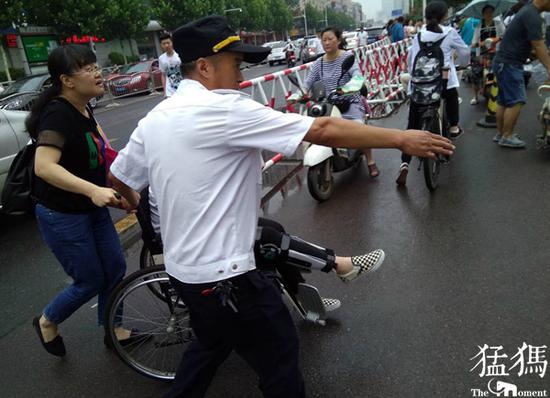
left=303, top=27, right=379, bottom=178
left=470, top=5, right=505, bottom=105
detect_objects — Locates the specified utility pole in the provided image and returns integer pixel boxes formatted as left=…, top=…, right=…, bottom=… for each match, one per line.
left=304, top=5, right=309, bottom=36
left=422, top=0, right=426, bottom=17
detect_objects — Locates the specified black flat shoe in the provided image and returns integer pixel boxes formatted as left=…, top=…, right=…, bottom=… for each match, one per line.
left=32, top=316, right=66, bottom=357
left=104, top=329, right=151, bottom=349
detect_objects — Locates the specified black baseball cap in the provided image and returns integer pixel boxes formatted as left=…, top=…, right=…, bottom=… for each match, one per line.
left=172, top=15, right=271, bottom=64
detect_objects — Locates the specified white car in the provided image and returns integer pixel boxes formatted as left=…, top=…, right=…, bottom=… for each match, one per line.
left=263, top=41, right=287, bottom=66
left=0, top=109, right=29, bottom=210
left=343, top=31, right=359, bottom=49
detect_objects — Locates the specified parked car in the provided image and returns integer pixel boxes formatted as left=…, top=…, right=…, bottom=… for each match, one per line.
left=106, top=59, right=163, bottom=97
left=0, top=109, right=29, bottom=210
left=300, top=37, right=322, bottom=64
left=0, top=72, right=103, bottom=110
left=365, top=26, right=386, bottom=45
left=343, top=31, right=359, bottom=49
left=0, top=74, right=51, bottom=111
left=264, top=41, right=287, bottom=66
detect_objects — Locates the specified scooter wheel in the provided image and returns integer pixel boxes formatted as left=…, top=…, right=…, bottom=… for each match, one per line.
left=307, top=160, right=334, bottom=202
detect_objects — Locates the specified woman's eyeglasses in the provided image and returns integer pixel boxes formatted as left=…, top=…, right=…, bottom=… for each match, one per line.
left=71, top=65, right=101, bottom=76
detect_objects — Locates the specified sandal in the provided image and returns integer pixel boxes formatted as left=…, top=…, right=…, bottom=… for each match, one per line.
left=368, top=163, right=379, bottom=178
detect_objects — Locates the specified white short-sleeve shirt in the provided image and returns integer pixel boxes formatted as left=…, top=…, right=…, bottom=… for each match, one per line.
left=110, top=79, right=313, bottom=283
left=159, top=52, right=182, bottom=97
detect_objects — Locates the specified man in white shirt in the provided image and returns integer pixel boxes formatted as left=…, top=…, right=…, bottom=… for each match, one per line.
left=158, top=32, right=182, bottom=97
left=110, top=15, right=454, bottom=398
left=357, top=27, right=369, bottom=47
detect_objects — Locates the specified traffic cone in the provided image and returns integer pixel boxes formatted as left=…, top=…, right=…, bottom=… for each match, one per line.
left=477, top=72, right=498, bottom=128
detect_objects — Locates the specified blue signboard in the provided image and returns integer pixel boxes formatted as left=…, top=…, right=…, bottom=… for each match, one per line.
left=391, top=9, right=403, bottom=17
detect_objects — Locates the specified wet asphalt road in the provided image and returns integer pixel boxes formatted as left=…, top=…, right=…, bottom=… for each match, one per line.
left=1, top=70, right=550, bottom=397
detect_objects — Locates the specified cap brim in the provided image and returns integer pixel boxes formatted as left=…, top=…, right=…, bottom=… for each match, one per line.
left=224, top=42, right=271, bottom=64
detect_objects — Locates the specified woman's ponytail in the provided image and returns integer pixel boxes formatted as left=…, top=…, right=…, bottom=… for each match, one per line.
left=25, top=83, right=62, bottom=139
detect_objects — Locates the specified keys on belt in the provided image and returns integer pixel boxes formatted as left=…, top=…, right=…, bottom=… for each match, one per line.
left=201, top=281, right=239, bottom=313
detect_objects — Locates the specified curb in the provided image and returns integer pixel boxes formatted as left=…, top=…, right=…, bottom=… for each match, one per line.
left=114, top=214, right=141, bottom=251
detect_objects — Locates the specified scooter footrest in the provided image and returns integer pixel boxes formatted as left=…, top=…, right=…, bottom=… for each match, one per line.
left=296, top=283, right=327, bottom=325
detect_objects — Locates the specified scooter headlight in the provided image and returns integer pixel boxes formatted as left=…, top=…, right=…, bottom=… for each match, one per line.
left=309, top=104, right=326, bottom=117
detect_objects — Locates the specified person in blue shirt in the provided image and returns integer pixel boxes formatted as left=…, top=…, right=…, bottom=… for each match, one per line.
left=391, top=16, right=405, bottom=42
left=460, top=17, right=480, bottom=46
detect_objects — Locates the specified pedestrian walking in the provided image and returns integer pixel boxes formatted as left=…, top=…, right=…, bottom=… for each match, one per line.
left=357, top=26, right=369, bottom=47
left=27, top=45, right=135, bottom=357
left=492, top=0, right=550, bottom=148
left=159, top=32, right=183, bottom=98
left=109, top=15, right=454, bottom=398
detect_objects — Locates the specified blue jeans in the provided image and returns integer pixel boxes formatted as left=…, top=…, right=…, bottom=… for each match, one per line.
left=35, top=204, right=126, bottom=326
left=493, top=62, right=526, bottom=107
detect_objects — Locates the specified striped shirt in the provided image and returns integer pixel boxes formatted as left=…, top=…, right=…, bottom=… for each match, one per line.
left=303, top=50, right=365, bottom=121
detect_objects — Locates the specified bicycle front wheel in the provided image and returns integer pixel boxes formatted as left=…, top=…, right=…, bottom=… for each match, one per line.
left=422, top=116, right=441, bottom=192
left=104, top=265, right=193, bottom=380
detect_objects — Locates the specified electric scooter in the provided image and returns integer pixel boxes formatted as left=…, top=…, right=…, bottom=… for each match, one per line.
left=287, top=55, right=367, bottom=202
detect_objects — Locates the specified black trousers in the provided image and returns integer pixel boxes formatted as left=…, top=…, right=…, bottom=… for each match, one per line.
left=165, top=270, right=304, bottom=398
left=401, top=88, right=459, bottom=164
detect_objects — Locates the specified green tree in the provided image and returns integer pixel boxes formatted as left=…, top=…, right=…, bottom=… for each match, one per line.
left=305, top=3, right=323, bottom=35
left=327, top=8, right=356, bottom=31
left=266, top=0, right=292, bottom=36
left=25, top=0, right=110, bottom=38
left=240, top=0, right=269, bottom=32
left=153, top=0, right=226, bottom=31
left=0, top=0, right=24, bottom=81
left=101, top=0, right=150, bottom=64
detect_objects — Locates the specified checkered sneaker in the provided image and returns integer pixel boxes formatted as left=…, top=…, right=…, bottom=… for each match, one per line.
left=339, top=249, right=385, bottom=283
left=322, top=297, right=341, bottom=312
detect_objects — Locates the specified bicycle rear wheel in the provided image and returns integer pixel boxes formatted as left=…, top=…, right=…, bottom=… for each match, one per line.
left=104, top=265, right=192, bottom=380
left=422, top=114, right=441, bottom=192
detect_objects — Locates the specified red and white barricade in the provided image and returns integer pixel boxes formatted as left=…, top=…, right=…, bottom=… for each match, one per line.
left=238, top=37, right=412, bottom=119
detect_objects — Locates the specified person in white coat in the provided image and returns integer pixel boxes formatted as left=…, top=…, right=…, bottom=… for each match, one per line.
left=396, top=1, right=470, bottom=186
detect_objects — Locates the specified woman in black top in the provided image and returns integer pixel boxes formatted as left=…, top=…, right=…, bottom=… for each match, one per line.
left=28, top=45, right=135, bottom=357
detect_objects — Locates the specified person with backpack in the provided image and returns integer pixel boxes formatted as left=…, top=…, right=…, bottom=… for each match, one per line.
left=396, top=1, right=470, bottom=186
left=26, top=45, right=136, bottom=357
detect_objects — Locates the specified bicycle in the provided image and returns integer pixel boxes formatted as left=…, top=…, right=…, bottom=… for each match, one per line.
left=400, top=66, right=460, bottom=192
left=104, top=157, right=334, bottom=380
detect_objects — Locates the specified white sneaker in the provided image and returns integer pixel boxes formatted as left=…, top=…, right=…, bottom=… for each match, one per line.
left=470, top=97, right=479, bottom=105
left=396, top=163, right=409, bottom=186
left=339, top=249, right=385, bottom=283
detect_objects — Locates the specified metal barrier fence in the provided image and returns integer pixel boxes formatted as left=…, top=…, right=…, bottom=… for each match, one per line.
left=1, top=38, right=410, bottom=114
left=238, top=37, right=412, bottom=119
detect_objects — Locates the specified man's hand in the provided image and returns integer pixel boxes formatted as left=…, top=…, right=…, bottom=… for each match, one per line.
left=400, top=130, right=455, bottom=159
left=120, top=196, right=139, bottom=213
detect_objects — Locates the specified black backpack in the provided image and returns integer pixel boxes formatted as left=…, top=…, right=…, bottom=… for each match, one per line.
left=1, top=139, right=36, bottom=216
left=410, top=32, right=446, bottom=105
